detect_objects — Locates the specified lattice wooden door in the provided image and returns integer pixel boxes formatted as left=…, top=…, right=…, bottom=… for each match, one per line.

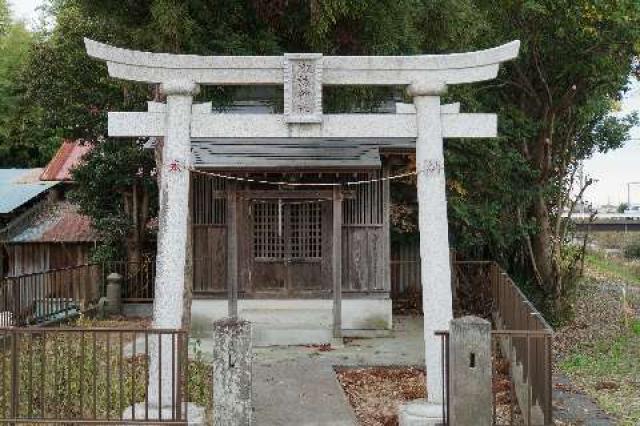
left=241, top=197, right=331, bottom=296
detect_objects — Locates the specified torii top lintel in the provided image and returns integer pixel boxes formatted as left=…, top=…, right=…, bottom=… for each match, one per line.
left=84, top=38, right=519, bottom=87
left=85, top=38, right=519, bottom=129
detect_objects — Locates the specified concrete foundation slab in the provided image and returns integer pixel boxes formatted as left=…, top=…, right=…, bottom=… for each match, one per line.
left=190, top=298, right=391, bottom=346
left=398, top=399, right=445, bottom=426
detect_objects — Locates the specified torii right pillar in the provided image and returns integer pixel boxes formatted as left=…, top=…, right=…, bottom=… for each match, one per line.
left=400, top=81, right=454, bottom=425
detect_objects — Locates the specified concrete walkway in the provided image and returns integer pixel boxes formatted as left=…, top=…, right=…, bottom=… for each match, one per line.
left=192, top=315, right=618, bottom=425
left=251, top=316, right=424, bottom=426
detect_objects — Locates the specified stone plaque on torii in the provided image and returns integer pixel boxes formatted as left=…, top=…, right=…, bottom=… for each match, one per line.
left=85, top=38, right=519, bottom=423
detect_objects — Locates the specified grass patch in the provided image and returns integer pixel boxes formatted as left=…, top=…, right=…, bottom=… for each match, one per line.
left=559, top=319, right=640, bottom=425
left=584, top=251, right=640, bottom=286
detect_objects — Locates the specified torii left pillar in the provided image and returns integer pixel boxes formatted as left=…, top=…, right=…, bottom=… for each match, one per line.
left=148, top=80, right=199, bottom=410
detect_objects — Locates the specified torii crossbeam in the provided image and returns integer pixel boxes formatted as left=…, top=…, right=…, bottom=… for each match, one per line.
left=85, top=38, right=519, bottom=423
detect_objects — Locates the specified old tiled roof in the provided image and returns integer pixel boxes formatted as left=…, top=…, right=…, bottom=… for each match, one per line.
left=191, top=138, right=400, bottom=169
left=0, top=169, right=58, bottom=214
left=7, top=201, right=98, bottom=243
left=40, top=140, right=92, bottom=181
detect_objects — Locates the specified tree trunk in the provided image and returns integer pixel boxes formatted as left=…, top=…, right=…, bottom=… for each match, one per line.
left=126, top=184, right=144, bottom=265
left=531, top=192, right=555, bottom=294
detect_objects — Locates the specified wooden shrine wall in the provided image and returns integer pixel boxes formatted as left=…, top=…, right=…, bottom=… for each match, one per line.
left=191, top=170, right=390, bottom=297
left=341, top=172, right=389, bottom=294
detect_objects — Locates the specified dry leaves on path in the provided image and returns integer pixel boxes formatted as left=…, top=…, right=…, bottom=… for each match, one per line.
left=335, top=367, right=425, bottom=426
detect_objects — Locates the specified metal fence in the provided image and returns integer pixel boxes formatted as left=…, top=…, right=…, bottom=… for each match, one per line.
left=390, top=242, right=459, bottom=304
left=435, top=261, right=553, bottom=426
left=436, top=328, right=553, bottom=426
left=0, top=260, right=159, bottom=327
left=489, top=262, right=553, bottom=425
left=390, top=242, right=421, bottom=300
left=0, top=327, right=193, bottom=424
left=0, top=264, right=102, bottom=327
left=102, top=260, right=156, bottom=302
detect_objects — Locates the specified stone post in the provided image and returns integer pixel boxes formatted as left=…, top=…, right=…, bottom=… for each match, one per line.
left=213, top=318, right=253, bottom=426
left=148, top=79, right=199, bottom=410
left=399, top=81, right=453, bottom=425
left=105, top=272, right=122, bottom=315
left=450, top=316, right=492, bottom=426
left=410, top=81, right=454, bottom=402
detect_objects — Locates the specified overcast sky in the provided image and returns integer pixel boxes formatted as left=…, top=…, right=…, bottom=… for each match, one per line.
left=583, top=82, right=640, bottom=207
left=9, top=1, right=640, bottom=206
left=9, top=0, right=43, bottom=28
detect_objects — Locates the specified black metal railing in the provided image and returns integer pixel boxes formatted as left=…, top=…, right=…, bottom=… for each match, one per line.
left=102, top=260, right=156, bottom=302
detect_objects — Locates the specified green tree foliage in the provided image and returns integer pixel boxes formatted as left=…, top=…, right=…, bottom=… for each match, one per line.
left=0, top=0, right=8, bottom=37
left=462, top=0, right=640, bottom=319
left=3, top=0, right=640, bottom=321
left=5, top=2, right=155, bottom=261
left=0, top=17, right=36, bottom=165
left=70, top=140, right=157, bottom=263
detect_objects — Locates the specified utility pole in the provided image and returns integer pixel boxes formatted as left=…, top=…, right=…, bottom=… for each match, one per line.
left=628, top=182, right=640, bottom=209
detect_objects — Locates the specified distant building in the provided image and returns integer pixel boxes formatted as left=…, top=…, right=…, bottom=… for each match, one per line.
left=0, top=141, right=98, bottom=277
left=598, top=203, right=619, bottom=214
left=40, top=139, right=92, bottom=182
left=625, top=204, right=640, bottom=215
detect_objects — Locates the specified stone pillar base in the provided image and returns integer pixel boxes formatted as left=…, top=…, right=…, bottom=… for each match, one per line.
left=398, top=399, right=445, bottom=426
left=122, top=403, right=205, bottom=425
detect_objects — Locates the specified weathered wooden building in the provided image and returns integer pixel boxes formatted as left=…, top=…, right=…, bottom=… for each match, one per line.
left=187, top=138, right=403, bottom=344
left=0, top=141, right=96, bottom=278
left=2, top=200, right=97, bottom=276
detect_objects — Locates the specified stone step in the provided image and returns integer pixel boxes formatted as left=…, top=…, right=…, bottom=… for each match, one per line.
left=239, top=308, right=333, bottom=328
left=252, top=323, right=333, bottom=347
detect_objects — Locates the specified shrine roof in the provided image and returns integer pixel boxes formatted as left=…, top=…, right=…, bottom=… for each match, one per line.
left=191, top=138, right=413, bottom=169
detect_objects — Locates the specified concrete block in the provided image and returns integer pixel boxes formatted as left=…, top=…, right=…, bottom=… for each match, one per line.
left=398, top=399, right=445, bottom=426
left=252, top=324, right=332, bottom=347
left=213, top=318, right=252, bottom=425
left=122, top=402, right=205, bottom=425
left=190, top=298, right=392, bottom=346
left=450, top=316, right=492, bottom=426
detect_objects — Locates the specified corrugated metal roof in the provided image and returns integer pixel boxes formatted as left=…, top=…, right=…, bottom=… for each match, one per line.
left=40, top=140, right=92, bottom=181
left=191, top=138, right=396, bottom=169
left=0, top=169, right=58, bottom=214
left=7, top=201, right=98, bottom=243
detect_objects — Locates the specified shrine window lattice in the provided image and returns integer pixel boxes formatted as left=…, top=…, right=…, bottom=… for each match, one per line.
left=253, top=201, right=322, bottom=260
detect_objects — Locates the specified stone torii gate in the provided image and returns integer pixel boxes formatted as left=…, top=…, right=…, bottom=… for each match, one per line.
left=85, top=38, right=519, bottom=421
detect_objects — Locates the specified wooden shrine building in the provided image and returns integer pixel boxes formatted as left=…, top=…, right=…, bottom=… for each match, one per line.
left=188, top=136, right=397, bottom=343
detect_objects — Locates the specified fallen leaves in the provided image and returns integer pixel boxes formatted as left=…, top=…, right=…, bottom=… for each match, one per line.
left=335, top=367, right=425, bottom=426
left=336, top=363, right=521, bottom=426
